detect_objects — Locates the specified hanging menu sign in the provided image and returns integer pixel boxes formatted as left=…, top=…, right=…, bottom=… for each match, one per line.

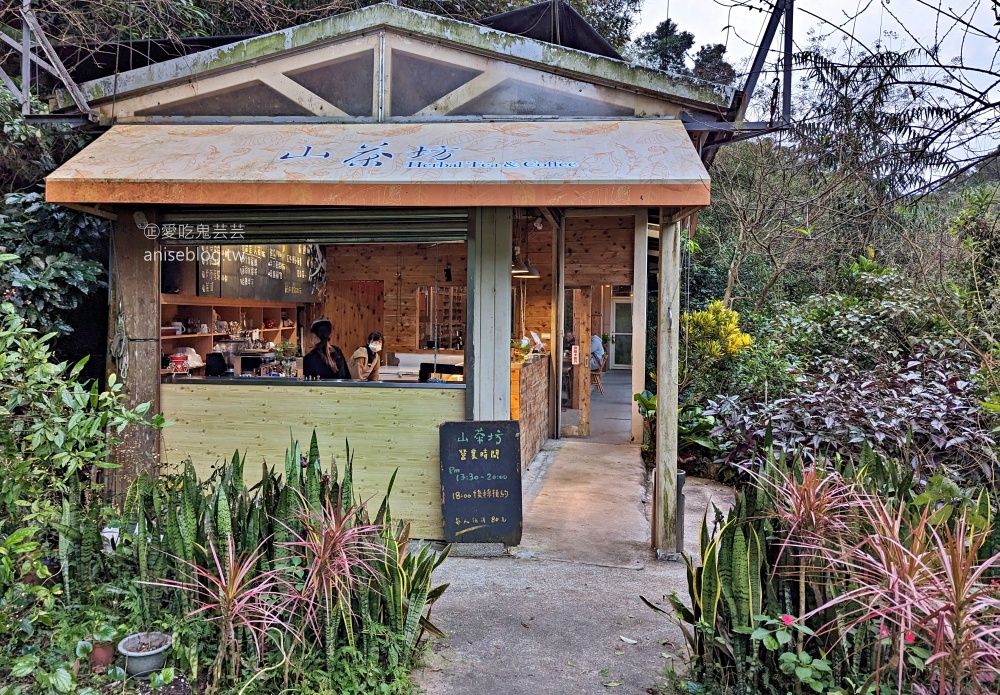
left=440, top=421, right=522, bottom=545
left=197, top=245, right=222, bottom=298
left=282, top=244, right=311, bottom=302
left=207, top=244, right=318, bottom=302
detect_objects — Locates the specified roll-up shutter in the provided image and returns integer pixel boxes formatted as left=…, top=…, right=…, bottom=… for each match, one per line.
left=157, top=207, right=469, bottom=245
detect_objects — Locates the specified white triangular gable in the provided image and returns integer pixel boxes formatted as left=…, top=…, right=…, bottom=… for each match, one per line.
left=88, top=31, right=684, bottom=122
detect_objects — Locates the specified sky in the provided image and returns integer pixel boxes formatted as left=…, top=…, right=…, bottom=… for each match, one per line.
left=633, top=0, right=999, bottom=85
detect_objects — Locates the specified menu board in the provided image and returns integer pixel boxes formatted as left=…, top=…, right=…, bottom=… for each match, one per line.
left=204, top=244, right=318, bottom=302
left=440, top=421, right=522, bottom=545
left=198, top=245, right=222, bottom=297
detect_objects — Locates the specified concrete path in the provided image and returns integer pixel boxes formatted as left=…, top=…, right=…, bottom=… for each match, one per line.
left=413, top=437, right=733, bottom=695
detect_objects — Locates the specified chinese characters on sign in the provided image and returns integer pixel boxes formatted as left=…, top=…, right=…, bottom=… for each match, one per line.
left=440, top=421, right=522, bottom=545
left=278, top=142, right=579, bottom=170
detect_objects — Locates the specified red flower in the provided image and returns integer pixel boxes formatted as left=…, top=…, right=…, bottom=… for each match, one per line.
left=905, top=632, right=915, bottom=644
left=780, top=614, right=794, bottom=626
left=879, top=625, right=890, bottom=638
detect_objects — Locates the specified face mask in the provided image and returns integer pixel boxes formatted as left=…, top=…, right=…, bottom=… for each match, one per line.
left=369, top=343, right=382, bottom=353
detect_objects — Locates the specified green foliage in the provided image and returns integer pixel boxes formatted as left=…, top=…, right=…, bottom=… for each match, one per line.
left=0, top=276, right=160, bottom=527
left=129, top=433, right=450, bottom=694
left=0, top=194, right=108, bottom=334
left=648, top=446, right=1000, bottom=694
left=679, top=301, right=752, bottom=401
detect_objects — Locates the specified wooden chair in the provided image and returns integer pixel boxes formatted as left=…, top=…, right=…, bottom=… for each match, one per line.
left=591, top=351, right=609, bottom=394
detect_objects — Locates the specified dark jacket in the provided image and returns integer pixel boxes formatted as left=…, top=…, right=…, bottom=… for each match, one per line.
left=303, top=344, right=350, bottom=379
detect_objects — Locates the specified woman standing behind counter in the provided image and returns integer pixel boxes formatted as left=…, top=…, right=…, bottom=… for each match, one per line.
left=303, top=318, right=350, bottom=379
left=349, top=331, right=382, bottom=381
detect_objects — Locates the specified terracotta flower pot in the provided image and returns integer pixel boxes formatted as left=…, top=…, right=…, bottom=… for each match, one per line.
left=89, top=641, right=116, bottom=669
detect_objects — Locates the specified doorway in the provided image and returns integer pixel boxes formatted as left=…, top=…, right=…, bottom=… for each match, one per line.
left=610, top=299, right=632, bottom=369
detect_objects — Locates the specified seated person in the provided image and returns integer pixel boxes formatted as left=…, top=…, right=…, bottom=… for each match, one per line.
left=302, top=318, right=350, bottom=379
left=349, top=331, right=382, bottom=381
left=590, top=334, right=606, bottom=370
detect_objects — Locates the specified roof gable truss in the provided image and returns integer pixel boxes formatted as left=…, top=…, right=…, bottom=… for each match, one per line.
left=83, top=30, right=686, bottom=123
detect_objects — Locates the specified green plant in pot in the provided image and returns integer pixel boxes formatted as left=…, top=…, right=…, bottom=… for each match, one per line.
left=273, top=340, right=299, bottom=377
left=79, top=623, right=117, bottom=671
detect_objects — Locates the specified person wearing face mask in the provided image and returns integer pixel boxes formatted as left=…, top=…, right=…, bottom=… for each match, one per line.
left=349, top=331, right=383, bottom=381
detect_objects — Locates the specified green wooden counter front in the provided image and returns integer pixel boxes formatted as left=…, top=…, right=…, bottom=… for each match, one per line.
left=160, top=382, right=466, bottom=539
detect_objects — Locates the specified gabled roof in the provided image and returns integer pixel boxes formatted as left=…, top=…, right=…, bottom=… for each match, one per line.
left=62, top=3, right=732, bottom=115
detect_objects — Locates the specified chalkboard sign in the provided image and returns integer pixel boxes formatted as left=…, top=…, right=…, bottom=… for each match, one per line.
left=197, top=245, right=222, bottom=298
left=209, top=244, right=318, bottom=302
left=440, top=421, right=522, bottom=545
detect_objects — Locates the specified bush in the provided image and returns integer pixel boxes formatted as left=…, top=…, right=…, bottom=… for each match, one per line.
left=0, top=193, right=107, bottom=335
left=707, top=340, right=998, bottom=486
left=646, top=448, right=1000, bottom=695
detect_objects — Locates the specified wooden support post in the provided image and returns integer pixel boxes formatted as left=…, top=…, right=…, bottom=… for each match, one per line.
left=467, top=207, right=513, bottom=421
left=572, top=287, right=591, bottom=436
left=654, top=218, right=680, bottom=553
left=107, top=207, right=161, bottom=501
left=631, top=210, right=649, bottom=444
left=549, top=214, right=566, bottom=438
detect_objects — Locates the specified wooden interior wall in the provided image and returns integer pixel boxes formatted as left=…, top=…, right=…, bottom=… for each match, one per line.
left=566, top=215, right=635, bottom=287
left=160, top=383, right=466, bottom=539
left=517, top=222, right=555, bottom=345
left=516, top=215, right=635, bottom=349
left=324, top=244, right=467, bottom=353
left=321, top=280, right=385, bottom=354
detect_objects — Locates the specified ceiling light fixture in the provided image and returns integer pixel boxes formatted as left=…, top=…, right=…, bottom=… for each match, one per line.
left=512, top=246, right=528, bottom=275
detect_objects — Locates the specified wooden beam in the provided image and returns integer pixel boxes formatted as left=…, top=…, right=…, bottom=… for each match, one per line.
left=664, top=206, right=704, bottom=224
left=107, top=207, right=161, bottom=502
left=572, top=287, right=591, bottom=436
left=538, top=206, right=559, bottom=231
left=565, top=207, right=640, bottom=218
left=654, top=217, right=680, bottom=553
left=630, top=211, right=648, bottom=444
left=467, top=207, right=512, bottom=420
left=61, top=202, right=118, bottom=221
left=549, top=212, right=565, bottom=438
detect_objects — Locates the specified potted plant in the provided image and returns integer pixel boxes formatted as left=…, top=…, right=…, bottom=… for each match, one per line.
left=87, top=624, right=117, bottom=670
left=273, top=340, right=299, bottom=377
left=117, top=631, right=172, bottom=677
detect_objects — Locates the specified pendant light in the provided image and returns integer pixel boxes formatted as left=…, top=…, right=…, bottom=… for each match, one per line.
left=512, top=246, right=529, bottom=275
left=522, top=256, right=541, bottom=279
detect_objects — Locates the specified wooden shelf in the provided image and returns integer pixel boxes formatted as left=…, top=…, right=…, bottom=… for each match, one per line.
left=161, top=294, right=300, bottom=308
left=161, top=332, right=232, bottom=340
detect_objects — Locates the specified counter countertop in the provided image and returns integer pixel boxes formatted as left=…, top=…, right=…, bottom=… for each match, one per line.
left=161, top=376, right=466, bottom=389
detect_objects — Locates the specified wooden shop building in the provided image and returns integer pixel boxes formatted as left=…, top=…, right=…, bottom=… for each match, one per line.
left=44, top=2, right=733, bottom=550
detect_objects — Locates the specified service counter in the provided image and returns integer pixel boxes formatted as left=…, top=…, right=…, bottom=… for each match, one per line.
left=159, top=379, right=466, bottom=539
left=510, top=354, right=550, bottom=469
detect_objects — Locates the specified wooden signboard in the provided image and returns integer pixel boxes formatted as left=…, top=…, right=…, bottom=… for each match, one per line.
left=440, top=421, right=522, bottom=545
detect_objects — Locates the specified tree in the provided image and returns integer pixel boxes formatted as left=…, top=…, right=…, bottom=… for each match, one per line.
left=693, top=43, right=737, bottom=86
left=632, top=19, right=737, bottom=85
left=632, top=18, right=694, bottom=73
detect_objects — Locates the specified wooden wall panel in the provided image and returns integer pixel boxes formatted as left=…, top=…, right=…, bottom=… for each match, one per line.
left=565, top=215, right=635, bottom=288
left=518, top=225, right=555, bottom=345
left=160, top=384, right=466, bottom=539
left=322, top=280, right=384, bottom=354
left=324, top=244, right=467, bottom=353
